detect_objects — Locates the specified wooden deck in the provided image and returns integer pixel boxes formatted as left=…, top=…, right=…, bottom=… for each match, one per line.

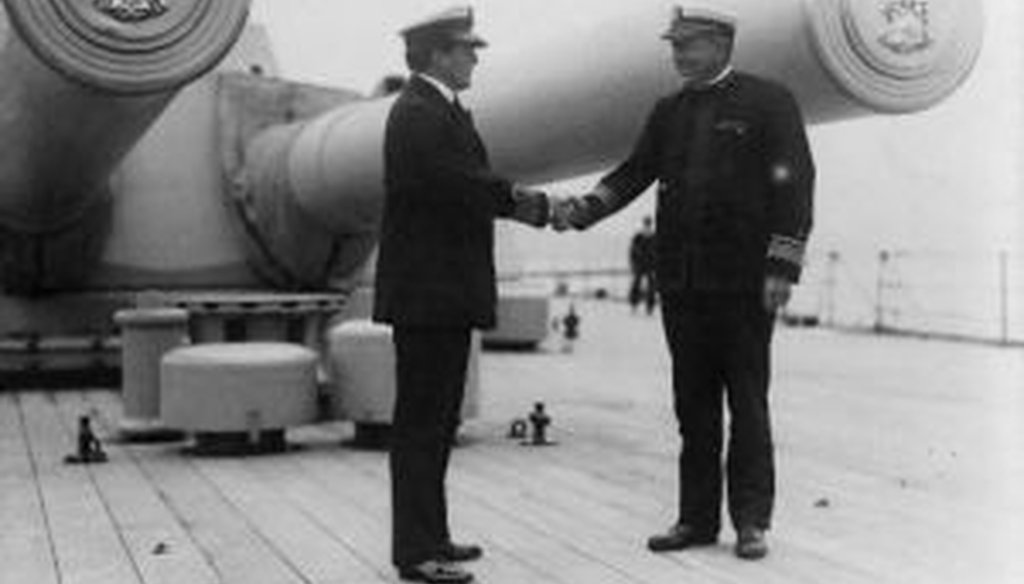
left=2, top=299, right=1022, bottom=584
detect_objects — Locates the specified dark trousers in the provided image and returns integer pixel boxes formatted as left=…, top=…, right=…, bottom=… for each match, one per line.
left=629, top=270, right=657, bottom=313
left=390, top=326, right=471, bottom=568
left=660, top=291, right=776, bottom=533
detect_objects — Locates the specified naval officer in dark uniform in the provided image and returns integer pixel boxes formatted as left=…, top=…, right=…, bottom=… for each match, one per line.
left=373, top=6, right=549, bottom=583
left=555, top=4, right=815, bottom=560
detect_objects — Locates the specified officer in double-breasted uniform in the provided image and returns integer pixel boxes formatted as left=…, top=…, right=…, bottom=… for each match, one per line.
left=558, top=3, right=815, bottom=561
left=373, top=6, right=549, bottom=584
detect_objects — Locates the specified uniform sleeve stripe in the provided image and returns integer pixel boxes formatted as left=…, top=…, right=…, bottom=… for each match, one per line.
left=767, top=234, right=805, bottom=266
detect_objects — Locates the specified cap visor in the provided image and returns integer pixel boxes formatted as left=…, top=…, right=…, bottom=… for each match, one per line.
left=662, top=22, right=732, bottom=41
left=452, top=32, right=488, bottom=47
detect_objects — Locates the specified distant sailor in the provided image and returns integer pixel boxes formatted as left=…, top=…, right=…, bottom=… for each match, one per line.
left=554, top=3, right=815, bottom=560
left=629, top=215, right=658, bottom=314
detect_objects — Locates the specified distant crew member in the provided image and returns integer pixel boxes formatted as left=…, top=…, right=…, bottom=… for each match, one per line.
left=553, top=3, right=815, bottom=560
left=373, top=6, right=550, bottom=584
left=628, top=215, right=658, bottom=314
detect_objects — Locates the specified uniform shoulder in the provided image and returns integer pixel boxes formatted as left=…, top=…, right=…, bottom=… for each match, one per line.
left=651, top=91, right=684, bottom=115
left=732, top=71, right=797, bottom=101
left=390, top=82, right=445, bottom=121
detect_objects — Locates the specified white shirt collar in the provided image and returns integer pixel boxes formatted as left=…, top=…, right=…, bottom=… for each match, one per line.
left=707, top=65, right=734, bottom=87
left=417, top=72, right=458, bottom=103
left=684, top=65, right=734, bottom=91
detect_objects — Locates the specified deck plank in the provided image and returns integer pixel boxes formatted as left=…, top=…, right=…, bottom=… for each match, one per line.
left=2, top=299, right=1021, bottom=584
left=216, top=437, right=397, bottom=581
left=81, top=390, right=309, bottom=584
left=191, top=453, right=386, bottom=583
left=486, top=399, right=981, bottom=582
left=50, top=391, right=221, bottom=584
left=16, top=392, right=140, bottom=584
left=0, top=393, right=60, bottom=584
left=290, top=427, right=638, bottom=584
left=281, top=425, right=575, bottom=583
left=452, top=436, right=876, bottom=584
left=485, top=301, right=1024, bottom=583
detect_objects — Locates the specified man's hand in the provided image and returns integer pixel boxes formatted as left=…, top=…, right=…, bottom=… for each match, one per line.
left=510, top=186, right=550, bottom=228
left=763, top=275, right=792, bottom=313
left=551, top=193, right=604, bottom=232
left=550, top=197, right=581, bottom=232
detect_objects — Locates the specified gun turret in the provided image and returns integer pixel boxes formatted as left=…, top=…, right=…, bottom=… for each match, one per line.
left=0, top=0, right=249, bottom=293
left=229, top=0, right=982, bottom=285
left=0, top=0, right=984, bottom=382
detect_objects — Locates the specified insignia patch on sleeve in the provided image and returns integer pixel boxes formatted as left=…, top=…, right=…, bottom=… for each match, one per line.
left=767, top=234, right=805, bottom=266
left=771, top=164, right=792, bottom=184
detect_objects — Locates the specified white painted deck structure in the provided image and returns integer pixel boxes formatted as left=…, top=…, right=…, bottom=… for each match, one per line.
left=2, top=299, right=1022, bottom=584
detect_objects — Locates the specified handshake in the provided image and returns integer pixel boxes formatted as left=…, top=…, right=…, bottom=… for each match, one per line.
left=511, top=186, right=607, bottom=232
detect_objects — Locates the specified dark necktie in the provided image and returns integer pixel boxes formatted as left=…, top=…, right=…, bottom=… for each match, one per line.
left=453, top=96, right=473, bottom=126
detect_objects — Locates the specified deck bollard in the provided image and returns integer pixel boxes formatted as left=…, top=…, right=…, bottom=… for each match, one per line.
left=63, top=415, right=108, bottom=464
left=527, top=402, right=554, bottom=446
left=114, top=307, right=189, bottom=441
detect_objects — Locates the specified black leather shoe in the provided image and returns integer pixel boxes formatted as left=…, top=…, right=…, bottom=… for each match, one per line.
left=439, top=542, right=483, bottom=562
left=398, top=560, right=474, bottom=583
left=734, top=527, right=768, bottom=560
left=647, top=524, right=718, bottom=552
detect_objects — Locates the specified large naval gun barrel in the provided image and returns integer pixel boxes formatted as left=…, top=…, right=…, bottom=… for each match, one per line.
left=237, top=0, right=982, bottom=286
left=0, top=0, right=249, bottom=292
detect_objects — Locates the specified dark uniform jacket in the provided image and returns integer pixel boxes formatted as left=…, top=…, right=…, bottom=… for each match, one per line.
left=373, top=75, right=518, bottom=328
left=598, top=71, right=814, bottom=292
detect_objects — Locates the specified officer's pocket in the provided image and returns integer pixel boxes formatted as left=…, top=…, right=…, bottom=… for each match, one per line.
left=714, top=118, right=751, bottom=138
left=711, top=118, right=752, bottom=175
